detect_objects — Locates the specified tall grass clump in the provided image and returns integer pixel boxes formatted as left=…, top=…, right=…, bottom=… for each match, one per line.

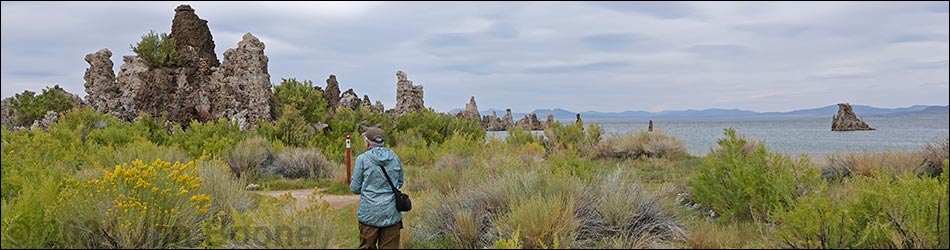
left=593, top=129, right=688, bottom=160
left=267, top=147, right=336, bottom=179
left=52, top=158, right=213, bottom=248
left=822, top=150, right=920, bottom=179
left=776, top=161, right=949, bottom=249
left=689, top=128, right=821, bottom=222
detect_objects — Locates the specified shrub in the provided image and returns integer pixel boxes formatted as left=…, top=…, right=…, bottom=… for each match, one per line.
left=918, top=138, right=948, bottom=177
left=265, top=147, right=337, bottom=179
left=52, top=159, right=212, bottom=248
left=593, top=129, right=688, bottom=160
left=257, top=106, right=317, bottom=148
left=9, top=86, right=77, bottom=127
left=273, top=78, right=329, bottom=124
left=130, top=30, right=177, bottom=68
left=197, top=159, right=254, bottom=214
left=543, top=121, right=602, bottom=156
left=689, top=128, right=821, bottom=222
left=173, top=118, right=245, bottom=158
left=505, top=126, right=542, bottom=146
left=392, top=108, right=484, bottom=147
left=504, top=194, right=576, bottom=249
left=776, top=168, right=949, bottom=249
left=226, top=137, right=275, bottom=182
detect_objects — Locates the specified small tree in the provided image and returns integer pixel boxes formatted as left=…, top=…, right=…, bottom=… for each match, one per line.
left=130, top=30, right=177, bottom=67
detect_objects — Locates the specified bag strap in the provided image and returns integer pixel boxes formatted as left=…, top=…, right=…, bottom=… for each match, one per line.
left=377, top=164, right=401, bottom=194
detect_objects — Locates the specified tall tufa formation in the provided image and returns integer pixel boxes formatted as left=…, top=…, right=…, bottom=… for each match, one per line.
left=324, top=74, right=341, bottom=110
left=392, top=70, right=424, bottom=116
left=458, top=96, right=480, bottom=120
left=170, top=4, right=219, bottom=68
left=515, top=113, right=544, bottom=130
left=832, top=103, right=874, bottom=131
left=83, top=5, right=273, bottom=130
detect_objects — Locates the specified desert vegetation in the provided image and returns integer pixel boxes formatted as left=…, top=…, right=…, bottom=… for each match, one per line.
left=2, top=81, right=948, bottom=249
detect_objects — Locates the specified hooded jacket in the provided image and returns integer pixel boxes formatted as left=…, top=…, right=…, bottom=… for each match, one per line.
left=350, top=146, right=404, bottom=227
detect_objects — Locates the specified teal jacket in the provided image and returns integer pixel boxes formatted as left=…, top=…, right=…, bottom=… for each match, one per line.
left=350, top=146, right=404, bottom=228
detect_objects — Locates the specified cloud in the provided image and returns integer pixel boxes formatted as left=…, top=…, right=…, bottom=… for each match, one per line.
left=1, top=2, right=948, bottom=113
left=582, top=32, right=645, bottom=52
left=810, top=67, right=873, bottom=79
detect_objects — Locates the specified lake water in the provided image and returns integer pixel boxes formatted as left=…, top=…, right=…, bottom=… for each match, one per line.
left=489, top=115, right=949, bottom=156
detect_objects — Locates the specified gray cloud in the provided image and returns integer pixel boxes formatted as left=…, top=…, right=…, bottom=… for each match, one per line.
left=1, top=1, right=948, bottom=113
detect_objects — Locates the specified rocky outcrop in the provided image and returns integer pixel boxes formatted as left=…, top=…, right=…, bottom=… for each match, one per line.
left=83, top=48, right=122, bottom=117
left=170, top=4, right=219, bottom=68
left=83, top=5, right=273, bottom=130
left=371, top=101, right=385, bottom=114
left=458, top=96, right=480, bottom=120
left=832, top=103, right=874, bottom=131
left=339, top=89, right=361, bottom=110
left=1, top=98, right=11, bottom=128
left=324, top=75, right=341, bottom=110
left=208, top=33, right=274, bottom=130
left=575, top=113, right=582, bottom=125
left=391, top=70, right=424, bottom=116
left=515, top=113, right=544, bottom=130
left=648, top=120, right=654, bottom=132
left=502, top=109, right=514, bottom=127
left=30, top=111, right=58, bottom=131
left=546, top=114, right=555, bottom=125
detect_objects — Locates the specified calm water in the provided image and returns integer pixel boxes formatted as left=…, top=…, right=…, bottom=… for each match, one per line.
left=490, top=115, right=949, bottom=156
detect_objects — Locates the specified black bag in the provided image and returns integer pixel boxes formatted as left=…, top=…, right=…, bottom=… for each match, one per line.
left=378, top=165, right=411, bottom=212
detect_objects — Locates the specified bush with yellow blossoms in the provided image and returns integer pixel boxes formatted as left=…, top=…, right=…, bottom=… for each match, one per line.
left=52, top=158, right=214, bottom=248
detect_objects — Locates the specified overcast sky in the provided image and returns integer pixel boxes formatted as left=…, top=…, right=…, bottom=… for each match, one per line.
left=2, top=1, right=947, bottom=113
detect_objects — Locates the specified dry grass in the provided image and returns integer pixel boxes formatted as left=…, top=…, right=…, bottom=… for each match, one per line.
left=823, top=151, right=925, bottom=179
left=593, top=129, right=688, bottom=160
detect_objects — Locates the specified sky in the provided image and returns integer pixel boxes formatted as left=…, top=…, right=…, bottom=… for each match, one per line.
left=1, top=1, right=948, bottom=113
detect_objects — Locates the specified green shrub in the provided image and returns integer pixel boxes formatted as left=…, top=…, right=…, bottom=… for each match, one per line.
left=9, top=86, right=77, bottom=127
left=392, top=108, right=484, bottom=147
left=543, top=121, right=601, bottom=156
left=505, top=126, right=542, bottom=146
left=173, top=118, right=245, bottom=158
left=504, top=194, right=576, bottom=249
left=130, top=30, right=177, bottom=67
left=776, top=168, right=949, bottom=249
left=593, top=129, right=688, bottom=160
left=689, top=128, right=821, bottom=222
left=258, top=106, right=315, bottom=147
left=273, top=78, right=329, bottom=124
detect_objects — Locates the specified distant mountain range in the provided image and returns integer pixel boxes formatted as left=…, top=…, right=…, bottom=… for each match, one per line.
left=447, top=104, right=949, bottom=120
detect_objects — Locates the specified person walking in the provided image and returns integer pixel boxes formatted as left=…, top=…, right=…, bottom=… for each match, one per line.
left=350, top=127, right=405, bottom=249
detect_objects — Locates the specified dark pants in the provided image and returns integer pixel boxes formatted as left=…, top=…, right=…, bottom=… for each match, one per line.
left=358, top=221, right=402, bottom=249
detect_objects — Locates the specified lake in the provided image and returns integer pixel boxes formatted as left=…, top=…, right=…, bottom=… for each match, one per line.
left=489, top=115, right=949, bottom=156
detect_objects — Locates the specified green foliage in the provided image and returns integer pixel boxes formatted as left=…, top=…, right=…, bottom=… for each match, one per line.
left=227, top=198, right=346, bottom=248
left=505, top=126, right=542, bottom=146
left=258, top=106, right=315, bottom=147
left=689, top=128, right=821, bottom=222
left=273, top=78, right=330, bottom=124
left=173, top=118, right=245, bottom=158
left=392, top=108, right=484, bottom=147
left=504, top=194, right=575, bottom=249
left=776, top=172, right=949, bottom=249
left=9, top=86, right=76, bottom=127
left=543, top=121, right=601, bottom=156
left=130, top=30, right=177, bottom=67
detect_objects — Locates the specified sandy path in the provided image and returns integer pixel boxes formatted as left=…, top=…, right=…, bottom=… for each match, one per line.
left=254, top=188, right=359, bottom=210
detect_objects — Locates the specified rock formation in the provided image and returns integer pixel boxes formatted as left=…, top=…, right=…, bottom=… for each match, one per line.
left=502, top=109, right=514, bottom=127
left=391, top=70, right=424, bottom=116
left=371, top=101, right=385, bottom=114
left=648, top=120, right=653, bottom=132
left=546, top=114, right=555, bottom=125
left=575, top=113, right=582, bottom=125
left=324, top=75, right=341, bottom=110
left=458, top=96, right=480, bottom=120
left=1, top=98, right=11, bottom=128
left=83, top=5, right=274, bottom=130
left=515, top=113, right=544, bottom=130
left=30, top=111, right=58, bottom=131
left=208, top=33, right=275, bottom=130
left=832, top=103, right=874, bottom=131
left=170, top=4, right=219, bottom=68
left=339, top=89, right=361, bottom=110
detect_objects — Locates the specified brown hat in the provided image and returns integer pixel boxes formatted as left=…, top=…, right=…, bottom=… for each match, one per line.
left=363, top=127, right=385, bottom=143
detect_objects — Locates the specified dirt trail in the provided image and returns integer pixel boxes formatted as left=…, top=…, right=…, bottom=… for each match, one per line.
left=254, top=188, right=359, bottom=210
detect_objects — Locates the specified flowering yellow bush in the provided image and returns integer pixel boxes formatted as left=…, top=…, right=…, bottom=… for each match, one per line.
left=53, top=158, right=214, bottom=248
